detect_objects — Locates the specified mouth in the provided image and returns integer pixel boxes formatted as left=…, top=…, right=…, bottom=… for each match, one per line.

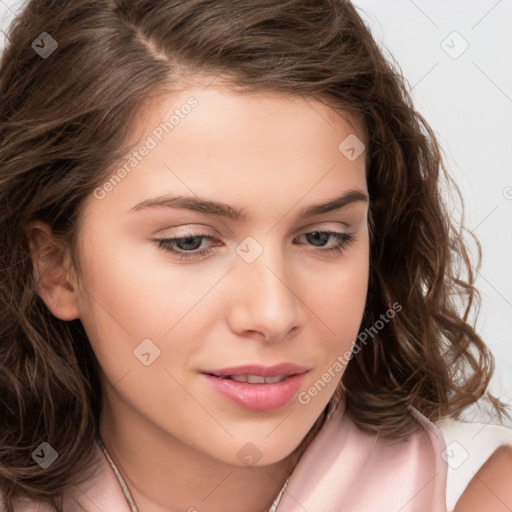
left=202, top=362, right=310, bottom=379
left=206, top=374, right=292, bottom=384
left=200, top=363, right=310, bottom=412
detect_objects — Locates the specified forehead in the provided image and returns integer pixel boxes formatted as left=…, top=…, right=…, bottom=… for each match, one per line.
left=84, top=85, right=368, bottom=223
left=131, top=83, right=366, bottom=157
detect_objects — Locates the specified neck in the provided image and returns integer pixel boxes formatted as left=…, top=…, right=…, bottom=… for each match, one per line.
left=98, top=392, right=317, bottom=512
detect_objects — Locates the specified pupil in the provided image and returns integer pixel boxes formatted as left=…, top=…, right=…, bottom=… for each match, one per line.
left=179, top=236, right=202, bottom=250
left=309, top=231, right=328, bottom=246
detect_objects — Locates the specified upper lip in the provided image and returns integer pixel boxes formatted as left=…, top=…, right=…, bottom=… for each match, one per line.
left=202, top=363, right=310, bottom=378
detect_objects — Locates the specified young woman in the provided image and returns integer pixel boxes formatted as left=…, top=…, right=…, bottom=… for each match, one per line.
left=1, top=1, right=511, bottom=511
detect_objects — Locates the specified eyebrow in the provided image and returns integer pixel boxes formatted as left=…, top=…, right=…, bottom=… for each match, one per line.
left=129, top=188, right=369, bottom=221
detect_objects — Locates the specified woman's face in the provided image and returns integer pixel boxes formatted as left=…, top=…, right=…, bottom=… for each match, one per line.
left=74, top=85, right=370, bottom=466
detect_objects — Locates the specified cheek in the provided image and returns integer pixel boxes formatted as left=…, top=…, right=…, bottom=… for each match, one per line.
left=318, top=243, right=369, bottom=348
left=76, top=226, right=178, bottom=331
left=298, top=256, right=369, bottom=407
left=294, top=254, right=369, bottom=420
left=73, top=228, right=166, bottom=377
left=75, top=229, right=214, bottom=377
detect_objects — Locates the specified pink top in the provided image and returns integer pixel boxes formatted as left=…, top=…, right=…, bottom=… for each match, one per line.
left=277, top=402, right=447, bottom=511
left=5, top=401, right=448, bottom=511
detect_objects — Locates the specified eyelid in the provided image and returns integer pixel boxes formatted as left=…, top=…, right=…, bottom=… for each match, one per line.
left=295, top=220, right=351, bottom=232
left=159, top=220, right=351, bottom=237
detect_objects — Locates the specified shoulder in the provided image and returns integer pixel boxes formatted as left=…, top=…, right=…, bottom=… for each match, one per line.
left=436, top=416, right=512, bottom=512
left=454, top=444, right=512, bottom=511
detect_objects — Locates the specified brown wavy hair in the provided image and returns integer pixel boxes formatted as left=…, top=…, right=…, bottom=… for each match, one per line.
left=0, top=0, right=509, bottom=510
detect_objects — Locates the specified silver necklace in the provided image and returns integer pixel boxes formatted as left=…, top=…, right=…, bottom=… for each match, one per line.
left=98, top=438, right=290, bottom=512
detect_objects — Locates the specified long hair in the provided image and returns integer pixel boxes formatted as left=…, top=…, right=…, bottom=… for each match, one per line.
left=0, top=0, right=508, bottom=510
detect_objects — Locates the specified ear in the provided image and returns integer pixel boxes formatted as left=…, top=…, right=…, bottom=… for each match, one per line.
left=25, top=220, right=80, bottom=321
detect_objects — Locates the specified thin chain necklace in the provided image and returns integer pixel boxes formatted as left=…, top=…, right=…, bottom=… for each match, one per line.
left=97, top=437, right=290, bottom=512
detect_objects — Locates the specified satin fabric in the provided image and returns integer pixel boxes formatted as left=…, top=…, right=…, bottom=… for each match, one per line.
left=7, top=401, right=448, bottom=511
left=276, top=402, right=447, bottom=511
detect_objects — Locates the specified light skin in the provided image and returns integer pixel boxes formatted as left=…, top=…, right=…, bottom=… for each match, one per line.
left=26, top=84, right=370, bottom=512
left=453, top=445, right=512, bottom=511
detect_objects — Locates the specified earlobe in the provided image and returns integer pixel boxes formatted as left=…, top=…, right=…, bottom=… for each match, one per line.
left=25, top=220, right=80, bottom=321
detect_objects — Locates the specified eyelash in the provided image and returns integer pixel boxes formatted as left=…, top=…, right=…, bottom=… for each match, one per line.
left=154, top=229, right=356, bottom=261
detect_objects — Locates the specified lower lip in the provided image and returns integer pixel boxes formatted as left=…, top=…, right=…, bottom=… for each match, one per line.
left=202, top=373, right=307, bottom=412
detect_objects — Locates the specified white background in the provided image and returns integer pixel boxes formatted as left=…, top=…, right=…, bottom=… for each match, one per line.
left=2, top=0, right=511, bottom=418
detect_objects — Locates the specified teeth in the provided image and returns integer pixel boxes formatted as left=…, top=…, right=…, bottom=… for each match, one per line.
left=263, top=375, right=287, bottom=384
left=248, top=375, right=266, bottom=384
left=230, top=375, right=248, bottom=383
left=228, top=374, right=288, bottom=384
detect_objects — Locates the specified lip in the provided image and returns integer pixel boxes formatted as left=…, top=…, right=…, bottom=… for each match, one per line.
left=201, top=363, right=310, bottom=412
left=202, top=363, right=310, bottom=378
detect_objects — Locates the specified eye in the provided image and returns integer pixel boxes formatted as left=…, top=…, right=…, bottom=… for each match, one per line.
left=154, top=229, right=356, bottom=261
left=295, top=230, right=356, bottom=256
left=155, top=232, right=215, bottom=260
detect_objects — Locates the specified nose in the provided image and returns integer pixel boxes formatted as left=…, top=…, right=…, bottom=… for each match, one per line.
left=226, top=242, right=304, bottom=343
